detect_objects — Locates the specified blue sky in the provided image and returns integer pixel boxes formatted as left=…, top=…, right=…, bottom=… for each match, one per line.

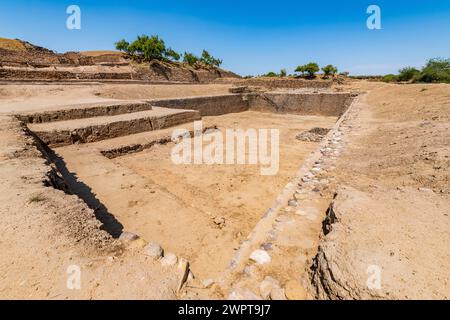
left=1, top=0, right=449, bottom=75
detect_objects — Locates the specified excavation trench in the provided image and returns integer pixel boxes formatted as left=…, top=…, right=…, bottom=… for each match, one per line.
left=25, top=92, right=354, bottom=281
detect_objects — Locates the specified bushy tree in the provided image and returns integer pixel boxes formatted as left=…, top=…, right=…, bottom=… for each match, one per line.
left=263, top=71, right=278, bottom=77
left=116, top=35, right=181, bottom=63
left=382, top=74, right=398, bottom=83
left=397, top=67, right=420, bottom=82
left=183, top=52, right=199, bottom=65
left=115, top=39, right=130, bottom=52
left=415, top=58, right=450, bottom=83
left=200, top=50, right=223, bottom=67
left=164, top=48, right=181, bottom=61
left=279, top=69, right=287, bottom=77
left=296, top=62, right=320, bottom=77
left=322, top=64, right=338, bottom=77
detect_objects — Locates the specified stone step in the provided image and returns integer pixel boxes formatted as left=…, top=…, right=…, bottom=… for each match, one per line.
left=16, top=100, right=154, bottom=123
left=29, top=107, right=201, bottom=147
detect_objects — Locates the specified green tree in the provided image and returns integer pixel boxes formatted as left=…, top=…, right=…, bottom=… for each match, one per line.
left=183, top=52, right=199, bottom=65
left=382, top=74, right=398, bottom=83
left=322, top=64, right=338, bottom=77
left=263, top=71, right=278, bottom=77
left=296, top=62, right=320, bottom=77
left=416, top=58, right=450, bottom=83
left=279, top=69, right=287, bottom=77
left=115, top=39, right=130, bottom=53
left=164, top=48, right=181, bottom=61
left=200, top=50, right=223, bottom=67
left=295, top=65, right=306, bottom=76
left=119, top=35, right=180, bottom=63
left=397, top=67, right=420, bottom=82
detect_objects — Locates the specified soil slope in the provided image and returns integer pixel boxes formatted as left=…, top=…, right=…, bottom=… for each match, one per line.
left=309, top=82, right=450, bottom=300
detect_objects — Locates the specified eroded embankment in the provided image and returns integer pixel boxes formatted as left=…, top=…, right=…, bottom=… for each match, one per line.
left=307, top=85, right=450, bottom=300
left=0, top=115, right=185, bottom=299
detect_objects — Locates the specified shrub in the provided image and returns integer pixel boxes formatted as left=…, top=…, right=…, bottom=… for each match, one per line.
left=322, top=64, right=338, bottom=77
left=279, top=69, right=287, bottom=77
left=415, top=58, right=450, bottom=83
left=382, top=74, right=398, bottom=83
left=115, top=39, right=130, bottom=52
left=296, top=62, right=320, bottom=77
left=397, top=67, right=420, bottom=82
left=200, top=50, right=223, bottom=67
left=263, top=71, right=278, bottom=77
left=183, top=52, right=199, bottom=65
left=164, top=48, right=181, bottom=61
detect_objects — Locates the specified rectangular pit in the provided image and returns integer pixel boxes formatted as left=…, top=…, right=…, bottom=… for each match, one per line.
left=25, top=91, right=354, bottom=280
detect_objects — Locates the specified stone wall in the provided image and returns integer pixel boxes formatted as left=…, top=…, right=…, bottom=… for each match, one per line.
left=247, top=92, right=355, bottom=117
left=151, top=94, right=250, bottom=116
left=235, top=78, right=333, bottom=89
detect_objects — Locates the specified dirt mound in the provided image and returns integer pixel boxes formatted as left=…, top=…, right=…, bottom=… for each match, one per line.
left=0, top=38, right=240, bottom=83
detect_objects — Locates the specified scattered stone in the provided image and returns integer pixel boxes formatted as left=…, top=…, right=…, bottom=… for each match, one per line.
left=250, top=249, right=271, bottom=265
left=212, top=216, right=226, bottom=229
left=177, top=258, right=190, bottom=292
left=202, top=279, right=215, bottom=288
left=288, top=199, right=299, bottom=207
left=261, top=243, right=273, bottom=251
left=160, top=252, right=178, bottom=266
left=419, top=188, right=434, bottom=194
left=119, top=231, right=139, bottom=243
left=285, top=280, right=307, bottom=300
left=270, top=287, right=287, bottom=300
left=296, top=128, right=330, bottom=142
left=228, top=288, right=262, bottom=300
left=143, top=242, right=163, bottom=259
left=259, top=276, right=280, bottom=299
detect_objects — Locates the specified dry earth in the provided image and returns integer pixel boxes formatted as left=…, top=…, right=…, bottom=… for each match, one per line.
left=309, top=82, right=450, bottom=299
left=0, top=80, right=448, bottom=300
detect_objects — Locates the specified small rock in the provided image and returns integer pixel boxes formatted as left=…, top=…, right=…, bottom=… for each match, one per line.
left=119, top=232, right=139, bottom=243
left=285, top=280, right=307, bottom=300
left=228, top=288, right=262, bottom=300
left=202, top=279, right=215, bottom=288
left=419, top=188, right=434, bottom=193
left=270, top=287, right=287, bottom=300
left=213, top=216, right=226, bottom=229
left=143, top=242, right=164, bottom=259
left=261, top=243, right=273, bottom=251
left=288, top=199, right=299, bottom=207
left=260, top=276, right=280, bottom=299
left=160, top=252, right=178, bottom=266
left=250, top=249, right=271, bottom=265
left=177, top=258, right=190, bottom=292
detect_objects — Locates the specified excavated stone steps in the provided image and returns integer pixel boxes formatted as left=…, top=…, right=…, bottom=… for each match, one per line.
left=29, top=106, right=201, bottom=147
left=16, top=100, right=155, bottom=123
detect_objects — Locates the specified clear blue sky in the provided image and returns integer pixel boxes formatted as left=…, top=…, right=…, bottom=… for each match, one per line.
left=1, top=0, right=449, bottom=75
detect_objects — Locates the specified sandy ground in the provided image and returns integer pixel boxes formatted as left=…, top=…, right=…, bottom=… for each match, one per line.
left=54, top=111, right=337, bottom=280
left=0, top=81, right=449, bottom=300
